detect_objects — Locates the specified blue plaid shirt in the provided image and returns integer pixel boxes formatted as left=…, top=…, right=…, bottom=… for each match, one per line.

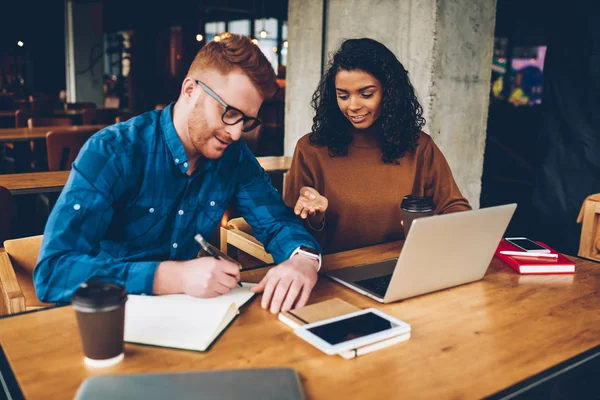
left=34, top=104, right=319, bottom=303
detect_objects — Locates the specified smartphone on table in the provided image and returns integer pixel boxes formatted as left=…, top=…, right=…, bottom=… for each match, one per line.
left=504, top=237, right=551, bottom=253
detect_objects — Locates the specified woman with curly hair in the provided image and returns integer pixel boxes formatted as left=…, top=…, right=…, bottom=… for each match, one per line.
left=283, top=38, right=471, bottom=254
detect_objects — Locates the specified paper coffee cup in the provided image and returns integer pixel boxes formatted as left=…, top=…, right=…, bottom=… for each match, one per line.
left=72, top=279, right=128, bottom=367
left=400, top=196, right=435, bottom=237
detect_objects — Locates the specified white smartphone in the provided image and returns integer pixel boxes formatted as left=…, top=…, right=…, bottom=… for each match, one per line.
left=293, top=308, right=411, bottom=355
left=505, top=237, right=551, bottom=253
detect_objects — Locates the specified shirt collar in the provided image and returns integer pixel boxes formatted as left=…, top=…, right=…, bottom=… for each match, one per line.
left=160, top=102, right=215, bottom=174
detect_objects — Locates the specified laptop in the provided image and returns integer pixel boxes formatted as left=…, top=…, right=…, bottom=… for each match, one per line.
left=74, top=368, right=305, bottom=400
left=326, top=204, right=517, bottom=303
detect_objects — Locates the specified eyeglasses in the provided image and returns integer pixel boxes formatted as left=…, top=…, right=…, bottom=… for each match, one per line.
left=195, top=80, right=262, bottom=132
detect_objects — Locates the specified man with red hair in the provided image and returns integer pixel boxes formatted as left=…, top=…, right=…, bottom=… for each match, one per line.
left=35, top=34, right=321, bottom=314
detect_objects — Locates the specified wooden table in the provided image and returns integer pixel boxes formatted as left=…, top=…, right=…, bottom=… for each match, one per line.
left=0, top=171, right=69, bottom=195
left=0, top=125, right=107, bottom=143
left=53, top=109, right=86, bottom=117
left=54, top=108, right=136, bottom=120
left=0, top=157, right=292, bottom=195
left=255, top=155, right=291, bottom=173
left=0, top=242, right=598, bottom=399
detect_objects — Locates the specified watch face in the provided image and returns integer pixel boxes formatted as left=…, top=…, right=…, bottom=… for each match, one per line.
left=299, top=246, right=319, bottom=256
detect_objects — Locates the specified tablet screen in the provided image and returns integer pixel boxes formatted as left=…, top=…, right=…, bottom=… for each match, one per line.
left=306, top=312, right=397, bottom=345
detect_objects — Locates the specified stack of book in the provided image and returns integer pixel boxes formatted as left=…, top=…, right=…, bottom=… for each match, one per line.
left=495, top=240, right=576, bottom=274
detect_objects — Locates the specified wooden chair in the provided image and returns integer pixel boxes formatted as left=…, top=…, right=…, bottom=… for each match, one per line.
left=577, top=194, right=600, bottom=262
left=27, top=117, right=73, bottom=129
left=0, top=235, right=50, bottom=315
left=104, top=95, right=120, bottom=109
left=14, top=109, right=32, bottom=128
left=0, top=186, right=12, bottom=247
left=46, top=127, right=97, bottom=171
left=14, top=110, right=54, bottom=171
left=64, top=102, right=96, bottom=110
left=220, top=217, right=273, bottom=269
left=29, top=96, right=58, bottom=114
left=115, top=110, right=136, bottom=123
left=27, top=118, right=73, bottom=171
left=81, top=108, right=119, bottom=125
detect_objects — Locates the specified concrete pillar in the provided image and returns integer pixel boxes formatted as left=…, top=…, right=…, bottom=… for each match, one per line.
left=286, top=0, right=497, bottom=208
left=64, top=0, right=104, bottom=105
left=284, top=0, right=325, bottom=157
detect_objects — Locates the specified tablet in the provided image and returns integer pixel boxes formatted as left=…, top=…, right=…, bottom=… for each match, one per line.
left=293, top=308, right=411, bottom=355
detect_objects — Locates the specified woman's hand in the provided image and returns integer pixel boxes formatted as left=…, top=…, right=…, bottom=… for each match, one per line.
left=294, top=187, right=328, bottom=220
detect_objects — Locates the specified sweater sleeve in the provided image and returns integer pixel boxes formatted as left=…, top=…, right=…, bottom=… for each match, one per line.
left=283, top=137, right=327, bottom=239
left=422, top=137, right=472, bottom=214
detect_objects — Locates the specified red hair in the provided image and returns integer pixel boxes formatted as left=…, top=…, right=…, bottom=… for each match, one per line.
left=187, top=33, right=278, bottom=99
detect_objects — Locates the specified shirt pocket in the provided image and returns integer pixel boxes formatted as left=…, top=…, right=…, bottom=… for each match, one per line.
left=197, top=197, right=230, bottom=230
left=121, top=203, right=168, bottom=243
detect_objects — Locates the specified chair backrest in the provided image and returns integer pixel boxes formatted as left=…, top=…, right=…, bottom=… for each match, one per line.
left=3, top=235, right=48, bottom=308
left=81, top=108, right=119, bottom=125
left=220, top=217, right=273, bottom=268
left=64, top=102, right=97, bottom=110
left=577, top=194, right=600, bottom=261
left=14, top=109, right=31, bottom=128
left=115, top=110, right=136, bottom=123
left=0, top=186, right=12, bottom=247
left=80, top=108, right=96, bottom=125
left=104, top=95, right=120, bottom=108
left=27, top=117, right=73, bottom=129
left=29, top=97, right=57, bottom=114
left=46, top=127, right=97, bottom=171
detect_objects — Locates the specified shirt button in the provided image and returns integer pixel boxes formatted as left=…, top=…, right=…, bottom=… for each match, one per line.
left=178, top=209, right=184, bottom=215
left=183, top=162, right=188, bottom=168
left=175, top=158, right=180, bottom=163
left=172, top=243, right=178, bottom=249
left=73, top=204, right=81, bottom=211
left=149, top=208, right=155, bottom=213
left=210, top=201, right=215, bottom=207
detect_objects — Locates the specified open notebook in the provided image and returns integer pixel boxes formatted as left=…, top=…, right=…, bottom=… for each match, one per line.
left=124, top=283, right=256, bottom=352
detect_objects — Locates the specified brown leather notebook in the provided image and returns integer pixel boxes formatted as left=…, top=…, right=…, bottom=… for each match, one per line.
left=279, top=299, right=410, bottom=359
left=279, top=299, right=360, bottom=328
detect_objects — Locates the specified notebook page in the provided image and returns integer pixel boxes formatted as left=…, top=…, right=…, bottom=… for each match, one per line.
left=124, top=284, right=256, bottom=351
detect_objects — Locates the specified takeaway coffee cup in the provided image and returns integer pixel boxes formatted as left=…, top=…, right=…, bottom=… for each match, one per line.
left=72, top=279, right=128, bottom=367
left=400, top=196, right=435, bottom=237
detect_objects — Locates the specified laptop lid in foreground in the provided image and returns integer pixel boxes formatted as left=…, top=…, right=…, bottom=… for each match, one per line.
left=382, top=203, right=517, bottom=303
left=74, top=368, right=305, bottom=400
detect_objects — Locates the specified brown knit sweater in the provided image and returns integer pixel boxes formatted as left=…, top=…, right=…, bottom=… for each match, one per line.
left=283, top=131, right=472, bottom=254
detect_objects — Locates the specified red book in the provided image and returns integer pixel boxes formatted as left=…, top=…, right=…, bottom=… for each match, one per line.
left=495, top=240, right=576, bottom=274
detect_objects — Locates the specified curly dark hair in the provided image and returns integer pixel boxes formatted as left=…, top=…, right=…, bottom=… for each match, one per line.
left=310, top=38, right=425, bottom=163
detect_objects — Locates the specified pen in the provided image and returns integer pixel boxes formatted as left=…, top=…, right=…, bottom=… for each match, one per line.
left=499, top=251, right=558, bottom=258
left=194, top=234, right=243, bottom=287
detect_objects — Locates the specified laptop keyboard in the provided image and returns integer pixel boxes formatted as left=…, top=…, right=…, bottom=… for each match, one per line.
left=354, top=274, right=393, bottom=298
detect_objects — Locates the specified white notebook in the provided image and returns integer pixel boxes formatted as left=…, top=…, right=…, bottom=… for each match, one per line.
left=124, top=283, right=256, bottom=352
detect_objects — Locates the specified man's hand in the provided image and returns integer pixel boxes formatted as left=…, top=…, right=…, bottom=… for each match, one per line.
left=153, top=257, right=240, bottom=297
left=294, top=187, right=328, bottom=220
left=251, top=255, right=319, bottom=313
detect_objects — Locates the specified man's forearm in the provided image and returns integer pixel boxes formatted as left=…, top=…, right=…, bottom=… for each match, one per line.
left=34, top=254, right=160, bottom=303
left=152, top=260, right=184, bottom=295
